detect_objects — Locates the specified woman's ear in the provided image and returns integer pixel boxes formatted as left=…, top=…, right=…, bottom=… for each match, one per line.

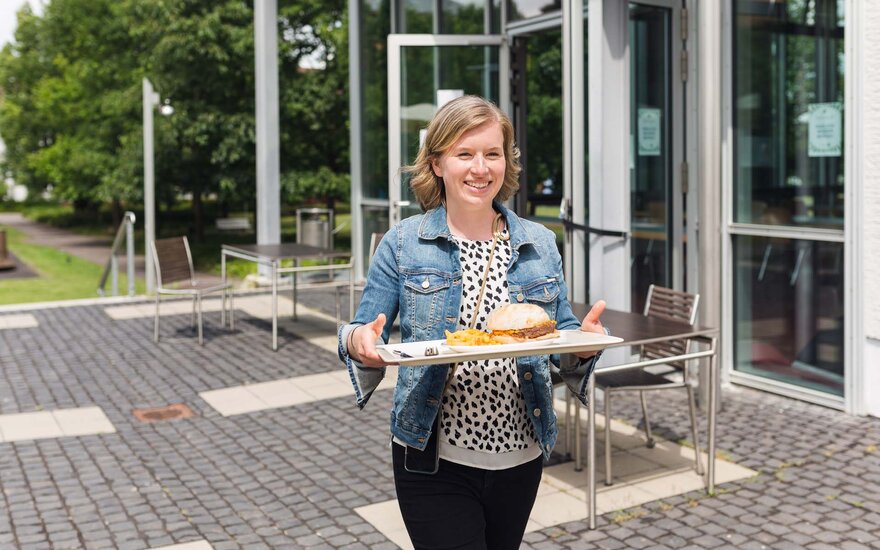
left=431, top=157, right=443, bottom=178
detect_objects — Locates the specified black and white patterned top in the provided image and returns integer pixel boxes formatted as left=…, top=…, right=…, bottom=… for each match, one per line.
left=438, top=230, right=540, bottom=467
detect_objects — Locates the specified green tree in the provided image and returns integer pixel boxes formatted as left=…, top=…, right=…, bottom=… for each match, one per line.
left=0, top=0, right=351, bottom=237
left=0, top=0, right=148, bottom=221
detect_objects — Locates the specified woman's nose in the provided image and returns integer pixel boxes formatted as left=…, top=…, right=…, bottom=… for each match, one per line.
left=470, top=155, right=489, bottom=173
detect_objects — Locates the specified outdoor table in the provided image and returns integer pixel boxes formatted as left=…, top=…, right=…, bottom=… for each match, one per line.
left=221, top=243, right=354, bottom=351
left=569, top=303, right=719, bottom=529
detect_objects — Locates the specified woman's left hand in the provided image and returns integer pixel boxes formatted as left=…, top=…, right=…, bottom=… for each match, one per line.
left=574, top=299, right=606, bottom=358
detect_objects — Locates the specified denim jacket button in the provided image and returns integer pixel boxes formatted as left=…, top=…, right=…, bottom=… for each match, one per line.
left=523, top=372, right=533, bottom=381
left=421, top=279, right=430, bottom=289
left=517, top=293, right=525, bottom=302
left=418, top=437, right=426, bottom=443
left=533, top=408, right=541, bottom=417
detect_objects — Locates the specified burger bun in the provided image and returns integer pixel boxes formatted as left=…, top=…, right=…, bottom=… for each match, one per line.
left=486, top=303, right=558, bottom=343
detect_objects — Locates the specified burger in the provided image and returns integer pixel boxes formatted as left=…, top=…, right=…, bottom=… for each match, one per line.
left=486, top=303, right=558, bottom=344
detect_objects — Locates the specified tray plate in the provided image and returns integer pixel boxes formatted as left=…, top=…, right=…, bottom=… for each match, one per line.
left=376, top=330, right=623, bottom=367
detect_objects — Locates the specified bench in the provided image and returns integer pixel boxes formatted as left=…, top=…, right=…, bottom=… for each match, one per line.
left=215, top=217, right=252, bottom=232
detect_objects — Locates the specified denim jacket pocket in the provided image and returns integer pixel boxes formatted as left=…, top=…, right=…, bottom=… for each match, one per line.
left=509, top=278, right=560, bottom=319
left=403, top=270, right=452, bottom=330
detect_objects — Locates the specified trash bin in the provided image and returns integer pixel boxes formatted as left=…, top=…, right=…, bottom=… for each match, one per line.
left=296, top=208, right=334, bottom=250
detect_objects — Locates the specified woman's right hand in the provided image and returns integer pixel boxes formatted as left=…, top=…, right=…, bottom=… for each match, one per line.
left=348, top=313, right=390, bottom=368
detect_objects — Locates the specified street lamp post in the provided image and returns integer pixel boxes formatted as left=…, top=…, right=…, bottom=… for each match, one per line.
left=143, top=77, right=159, bottom=294
left=142, top=78, right=173, bottom=294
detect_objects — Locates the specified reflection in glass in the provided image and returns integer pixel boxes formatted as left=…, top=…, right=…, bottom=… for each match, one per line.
left=361, top=0, right=391, bottom=201
left=733, top=235, right=844, bottom=396
left=734, top=0, right=844, bottom=229
left=400, top=0, right=433, bottom=33
left=401, top=0, right=501, bottom=34
left=442, top=0, right=501, bottom=34
left=507, top=0, right=561, bottom=21
left=629, top=4, right=670, bottom=313
left=520, top=29, right=563, bottom=247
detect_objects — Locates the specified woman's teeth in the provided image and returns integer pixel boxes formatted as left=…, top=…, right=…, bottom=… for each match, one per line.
left=466, top=181, right=489, bottom=189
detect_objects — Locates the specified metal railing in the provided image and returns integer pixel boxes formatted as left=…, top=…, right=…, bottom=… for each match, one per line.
left=97, top=211, right=137, bottom=297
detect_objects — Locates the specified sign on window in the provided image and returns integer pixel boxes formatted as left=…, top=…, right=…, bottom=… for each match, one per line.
left=808, top=102, right=842, bottom=157
left=637, top=108, right=661, bottom=156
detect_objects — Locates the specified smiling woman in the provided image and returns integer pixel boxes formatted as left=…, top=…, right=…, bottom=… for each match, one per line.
left=338, top=95, right=608, bottom=550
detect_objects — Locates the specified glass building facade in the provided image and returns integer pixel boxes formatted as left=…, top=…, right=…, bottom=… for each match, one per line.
left=348, top=0, right=868, bottom=413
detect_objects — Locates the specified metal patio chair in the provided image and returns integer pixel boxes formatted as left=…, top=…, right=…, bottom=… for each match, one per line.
left=595, top=284, right=703, bottom=485
left=151, top=236, right=234, bottom=345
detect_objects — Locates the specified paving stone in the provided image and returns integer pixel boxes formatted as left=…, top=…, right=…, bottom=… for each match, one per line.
left=2, top=296, right=880, bottom=549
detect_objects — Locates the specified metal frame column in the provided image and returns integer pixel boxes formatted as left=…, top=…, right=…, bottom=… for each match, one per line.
left=587, top=0, right=630, bottom=310
left=255, top=0, right=282, bottom=258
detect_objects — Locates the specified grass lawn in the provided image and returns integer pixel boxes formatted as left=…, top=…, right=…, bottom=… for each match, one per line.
left=0, top=225, right=144, bottom=305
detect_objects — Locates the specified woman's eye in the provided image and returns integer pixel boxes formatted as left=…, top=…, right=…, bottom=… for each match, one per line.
left=457, top=153, right=472, bottom=159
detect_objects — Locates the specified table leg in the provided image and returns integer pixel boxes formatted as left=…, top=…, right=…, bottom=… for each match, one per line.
left=708, top=336, right=717, bottom=493
left=292, top=260, right=298, bottom=321
left=575, top=400, right=582, bottom=471
left=588, top=374, right=596, bottom=529
left=221, top=252, right=227, bottom=327
left=272, top=261, right=278, bottom=351
left=349, top=264, right=355, bottom=320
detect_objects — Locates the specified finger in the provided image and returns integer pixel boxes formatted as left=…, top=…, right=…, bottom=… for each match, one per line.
left=369, top=313, right=386, bottom=336
left=586, top=300, right=606, bottom=324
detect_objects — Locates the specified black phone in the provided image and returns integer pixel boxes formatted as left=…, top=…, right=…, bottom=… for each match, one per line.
left=404, top=417, right=440, bottom=475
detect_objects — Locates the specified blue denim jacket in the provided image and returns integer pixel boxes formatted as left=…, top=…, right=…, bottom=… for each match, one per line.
left=337, top=202, right=600, bottom=459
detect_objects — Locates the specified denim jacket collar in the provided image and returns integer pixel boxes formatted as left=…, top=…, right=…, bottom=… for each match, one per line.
left=417, top=201, right=536, bottom=253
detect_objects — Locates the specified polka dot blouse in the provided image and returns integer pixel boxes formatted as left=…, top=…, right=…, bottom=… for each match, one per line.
left=438, top=231, right=540, bottom=465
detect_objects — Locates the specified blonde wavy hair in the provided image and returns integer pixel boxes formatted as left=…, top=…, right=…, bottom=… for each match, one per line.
left=404, top=95, right=521, bottom=211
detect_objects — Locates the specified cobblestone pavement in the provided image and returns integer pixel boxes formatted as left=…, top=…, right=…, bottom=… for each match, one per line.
left=1, top=292, right=879, bottom=549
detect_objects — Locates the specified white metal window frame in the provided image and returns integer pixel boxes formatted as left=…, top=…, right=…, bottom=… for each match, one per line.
left=386, top=33, right=509, bottom=226
left=720, top=0, right=854, bottom=412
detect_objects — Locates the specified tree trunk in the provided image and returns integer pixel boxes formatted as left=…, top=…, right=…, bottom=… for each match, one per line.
left=72, top=198, right=95, bottom=217
left=111, top=199, right=122, bottom=230
left=193, top=191, right=204, bottom=242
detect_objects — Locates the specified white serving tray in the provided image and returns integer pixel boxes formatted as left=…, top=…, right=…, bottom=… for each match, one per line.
left=376, top=330, right=623, bottom=367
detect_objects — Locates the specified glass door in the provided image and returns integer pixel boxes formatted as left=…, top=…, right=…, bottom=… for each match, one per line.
left=629, top=1, right=683, bottom=313
left=512, top=28, right=565, bottom=253
left=387, top=34, right=508, bottom=225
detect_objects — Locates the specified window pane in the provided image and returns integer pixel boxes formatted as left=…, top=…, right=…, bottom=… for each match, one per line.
left=733, top=235, right=844, bottom=396
left=733, top=0, right=844, bottom=229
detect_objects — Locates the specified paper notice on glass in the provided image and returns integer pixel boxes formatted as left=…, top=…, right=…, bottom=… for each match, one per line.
left=638, top=108, right=661, bottom=156
left=808, top=102, right=842, bottom=157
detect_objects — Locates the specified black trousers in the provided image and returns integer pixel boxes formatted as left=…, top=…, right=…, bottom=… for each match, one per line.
left=392, top=442, right=544, bottom=550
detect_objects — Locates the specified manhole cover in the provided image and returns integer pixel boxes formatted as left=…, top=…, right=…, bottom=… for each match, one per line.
left=133, top=403, right=195, bottom=423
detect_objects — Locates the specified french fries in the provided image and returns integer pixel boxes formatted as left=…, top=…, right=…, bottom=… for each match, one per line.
left=444, top=328, right=500, bottom=346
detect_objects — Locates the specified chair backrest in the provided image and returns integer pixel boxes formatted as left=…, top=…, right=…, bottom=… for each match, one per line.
left=151, top=236, right=195, bottom=287
left=641, top=285, right=700, bottom=368
left=368, top=232, right=384, bottom=264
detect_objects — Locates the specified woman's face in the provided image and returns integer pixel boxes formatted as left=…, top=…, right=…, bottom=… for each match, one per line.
left=431, top=121, right=505, bottom=214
